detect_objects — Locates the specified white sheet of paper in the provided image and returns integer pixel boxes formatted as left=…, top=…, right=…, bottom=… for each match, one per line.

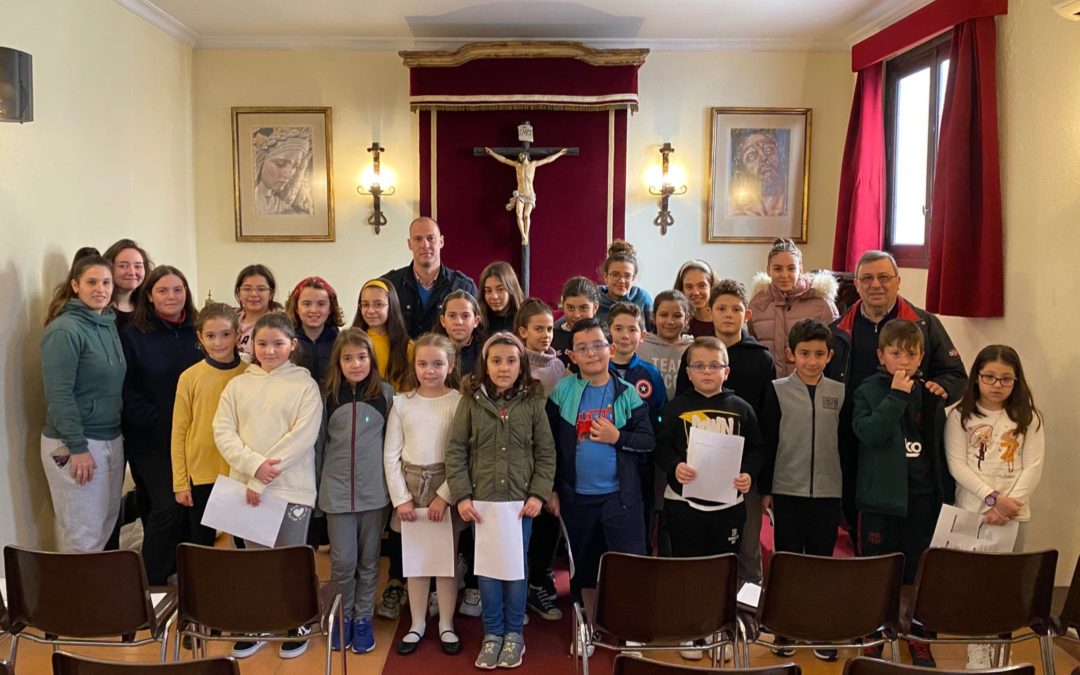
left=930, top=504, right=1019, bottom=552
left=737, top=582, right=762, bottom=609
left=682, top=427, right=744, bottom=504
left=401, top=508, right=456, bottom=578
left=201, top=475, right=287, bottom=548
left=473, top=501, right=525, bottom=581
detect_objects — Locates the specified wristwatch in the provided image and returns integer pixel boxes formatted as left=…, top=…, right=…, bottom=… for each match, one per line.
left=984, top=491, right=999, bottom=507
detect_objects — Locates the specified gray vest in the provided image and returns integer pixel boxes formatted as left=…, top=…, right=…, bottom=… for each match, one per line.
left=772, top=374, right=845, bottom=498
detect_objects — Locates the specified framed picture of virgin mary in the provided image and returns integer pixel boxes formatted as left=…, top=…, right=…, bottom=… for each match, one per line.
left=232, top=107, right=335, bottom=241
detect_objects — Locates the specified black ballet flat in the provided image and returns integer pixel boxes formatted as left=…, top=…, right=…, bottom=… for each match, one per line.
left=440, top=629, right=462, bottom=655
left=396, top=631, right=424, bottom=655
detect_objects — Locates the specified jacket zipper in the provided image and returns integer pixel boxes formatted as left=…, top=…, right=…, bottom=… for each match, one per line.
left=350, top=390, right=357, bottom=511
left=809, top=388, right=816, bottom=497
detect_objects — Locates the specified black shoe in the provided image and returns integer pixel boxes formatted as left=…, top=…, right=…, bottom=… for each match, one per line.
left=440, top=629, right=462, bottom=655
left=813, top=649, right=838, bottom=661
left=279, top=625, right=311, bottom=659
left=231, top=640, right=266, bottom=658
left=770, top=635, right=795, bottom=657
left=397, top=630, right=423, bottom=656
left=527, top=583, right=563, bottom=620
left=908, top=640, right=936, bottom=668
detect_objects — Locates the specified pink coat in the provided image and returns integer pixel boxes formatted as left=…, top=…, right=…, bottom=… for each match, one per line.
left=747, top=271, right=839, bottom=377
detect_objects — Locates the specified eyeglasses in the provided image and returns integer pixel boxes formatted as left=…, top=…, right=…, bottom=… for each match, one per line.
left=978, top=373, right=1016, bottom=387
left=360, top=301, right=388, bottom=311
left=688, top=362, right=729, bottom=373
left=607, top=272, right=635, bottom=281
left=572, top=341, right=610, bottom=355
left=239, top=286, right=271, bottom=295
left=856, top=273, right=898, bottom=286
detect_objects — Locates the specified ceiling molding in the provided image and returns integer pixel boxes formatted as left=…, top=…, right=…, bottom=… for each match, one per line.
left=845, top=0, right=936, bottom=45
left=400, top=41, right=648, bottom=67
left=114, top=0, right=200, bottom=46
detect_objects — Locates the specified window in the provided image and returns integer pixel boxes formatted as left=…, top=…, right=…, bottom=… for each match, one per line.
left=884, top=34, right=951, bottom=268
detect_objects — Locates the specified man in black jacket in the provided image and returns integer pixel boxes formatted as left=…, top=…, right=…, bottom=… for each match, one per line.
left=382, top=216, right=478, bottom=338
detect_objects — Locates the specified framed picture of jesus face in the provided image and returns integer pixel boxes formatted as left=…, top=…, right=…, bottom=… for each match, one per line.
left=706, top=107, right=811, bottom=243
left=232, top=107, right=335, bottom=242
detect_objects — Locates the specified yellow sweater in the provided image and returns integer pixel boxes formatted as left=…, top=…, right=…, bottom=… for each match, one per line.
left=369, top=329, right=414, bottom=391
left=171, top=358, right=247, bottom=491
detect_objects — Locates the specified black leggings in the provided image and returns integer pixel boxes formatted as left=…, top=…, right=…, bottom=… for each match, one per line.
left=664, top=499, right=746, bottom=558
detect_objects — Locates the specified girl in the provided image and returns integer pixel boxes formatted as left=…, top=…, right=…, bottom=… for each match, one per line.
left=384, top=334, right=464, bottom=657
left=673, top=259, right=720, bottom=338
left=171, top=303, right=246, bottom=547
left=514, top=297, right=565, bottom=395
left=213, top=312, right=323, bottom=660
left=120, top=265, right=201, bottom=585
left=748, top=238, right=839, bottom=377
left=436, top=290, right=484, bottom=379
left=102, top=238, right=154, bottom=331
left=317, top=329, right=394, bottom=655
left=286, top=276, right=345, bottom=386
left=446, top=332, right=556, bottom=669
left=233, top=264, right=283, bottom=355
left=478, top=261, right=525, bottom=335
left=552, top=276, right=600, bottom=368
left=639, top=290, right=694, bottom=400
left=596, top=240, right=653, bottom=331
left=945, top=345, right=1044, bottom=667
left=352, top=278, right=413, bottom=391
left=40, top=254, right=126, bottom=552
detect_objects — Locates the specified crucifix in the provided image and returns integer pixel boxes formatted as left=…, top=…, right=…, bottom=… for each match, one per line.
left=473, top=121, right=579, bottom=295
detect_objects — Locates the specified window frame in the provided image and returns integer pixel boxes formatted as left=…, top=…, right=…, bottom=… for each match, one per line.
left=883, top=33, right=952, bottom=269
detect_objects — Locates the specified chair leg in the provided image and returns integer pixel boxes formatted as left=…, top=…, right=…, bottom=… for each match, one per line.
left=339, top=600, right=348, bottom=675
left=7, top=634, right=18, bottom=669
left=890, top=639, right=902, bottom=663
left=1038, top=634, right=1056, bottom=675
left=173, top=624, right=181, bottom=662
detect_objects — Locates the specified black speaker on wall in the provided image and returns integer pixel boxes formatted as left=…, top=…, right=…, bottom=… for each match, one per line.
left=0, top=47, right=33, bottom=123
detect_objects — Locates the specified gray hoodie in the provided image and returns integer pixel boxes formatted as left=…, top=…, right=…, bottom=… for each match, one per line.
left=636, top=332, right=693, bottom=400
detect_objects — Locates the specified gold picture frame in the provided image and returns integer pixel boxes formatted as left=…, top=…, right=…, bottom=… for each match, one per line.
left=705, top=107, right=811, bottom=243
left=232, top=107, right=335, bottom=242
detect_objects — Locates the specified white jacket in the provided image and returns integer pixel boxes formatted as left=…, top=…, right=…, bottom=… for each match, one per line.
left=213, top=361, right=323, bottom=507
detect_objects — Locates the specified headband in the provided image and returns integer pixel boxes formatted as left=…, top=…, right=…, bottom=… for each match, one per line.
left=361, top=279, right=390, bottom=294
left=481, top=331, right=526, bottom=361
left=290, top=276, right=336, bottom=301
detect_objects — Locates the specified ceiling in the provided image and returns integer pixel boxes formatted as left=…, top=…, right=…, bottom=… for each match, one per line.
left=118, top=0, right=934, bottom=50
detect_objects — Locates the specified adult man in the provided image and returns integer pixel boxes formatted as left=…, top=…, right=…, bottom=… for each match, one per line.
left=383, top=216, right=479, bottom=338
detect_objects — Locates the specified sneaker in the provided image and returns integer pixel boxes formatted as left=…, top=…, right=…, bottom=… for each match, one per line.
left=331, top=616, right=353, bottom=652
left=813, top=649, right=839, bottom=661
left=570, top=636, right=595, bottom=658
left=679, top=640, right=704, bottom=661
left=351, top=616, right=375, bottom=654
left=908, top=640, right=936, bottom=668
left=428, top=590, right=439, bottom=617
left=377, top=579, right=406, bottom=620
left=863, top=643, right=884, bottom=659
left=770, top=636, right=795, bottom=657
left=497, top=632, right=525, bottom=668
left=624, top=640, right=645, bottom=658
left=458, top=587, right=483, bottom=617
left=540, top=573, right=558, bottom=602
left=231, top=639, right=267, bottom=658
left=279, top=625, right=311, bottom=659
left=527, top=583, right=563, bottom=620
left=476, top=634, right=503, bottom=670
left=967, top=643, right=993, bottom=669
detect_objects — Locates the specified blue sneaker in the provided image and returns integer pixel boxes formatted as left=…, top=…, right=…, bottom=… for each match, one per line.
left=331, top=616, right=353, bottom=652
left=352, top=616, right=375, bottom=654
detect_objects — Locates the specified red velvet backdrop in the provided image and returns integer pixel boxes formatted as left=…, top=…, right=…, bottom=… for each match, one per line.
left=420, top=109, right=626, bottom=306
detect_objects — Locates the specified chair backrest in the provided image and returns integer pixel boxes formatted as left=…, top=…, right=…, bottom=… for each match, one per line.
left=1059, top=554, right=1080, bottom=631
left=594, top=552, right=738, bottom=643
left=758, top=552, right=904, bottom=641
left=52, top=651, right=239, bottom=675
left=613, top=654, right=800, bottom=675
left=3, top=546, right=155, bottom=638
left=911, top=548, right=1057, bottom=636
left=843, top=656, right=1035, bottom=675
left=176, top=544, right=321, bottom=633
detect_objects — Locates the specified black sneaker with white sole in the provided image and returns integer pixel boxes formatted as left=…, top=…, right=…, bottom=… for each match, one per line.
left=279, top=625, right=312, bottom=659
left=526, top=583, right=562, bottom=620
left=231, top=639, right=267, bottom=659
left=813, top=649, right=839, bottom=661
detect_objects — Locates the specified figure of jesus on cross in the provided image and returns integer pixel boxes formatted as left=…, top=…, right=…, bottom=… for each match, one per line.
left=483, top=146, right=568, bottom=246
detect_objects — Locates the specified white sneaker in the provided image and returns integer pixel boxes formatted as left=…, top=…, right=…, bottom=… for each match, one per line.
left=967, top=643, right=993, bottom=669
left=458, top=588, right=482, bottom=617
left=625, top=640, right=645, bottom=658
left=570, top=636, right=595, bottom=658
left=680, top=640, right=704, bottom=660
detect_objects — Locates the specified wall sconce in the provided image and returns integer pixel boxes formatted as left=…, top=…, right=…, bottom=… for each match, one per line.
left=647, top=142, right=687, bottom=236
left=0, top=47, right=33, bottom=123
left=357, top=142, right=395, bottom=234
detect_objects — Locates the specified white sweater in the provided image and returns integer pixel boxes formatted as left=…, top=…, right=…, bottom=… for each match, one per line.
left=213, top=361, right=323, bottom=507
left=944, top=404, right=1045, bottom=522
left=383, top=389, right=462, bottom=508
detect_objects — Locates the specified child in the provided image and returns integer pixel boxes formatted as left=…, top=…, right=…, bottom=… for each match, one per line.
left=286, top=276, right=345, bottom=386
left=213, top=312, right=323, bottom=660
left=546, top=318, right=654, bottom=603
left=638, top=290, right=694, bottom=400
left=171, top=303, right=246, bottom=547
left=316, top=329, right=394, bottom=654
left=446, top=332, right=556, bottom=669
left=436, top=289, right=484, bottom=379
left=478, top=261, right=525, bottom=335
left=945, top=345, right=1044, bottom=668
left=515, top=297, right=566, bottom=395
left=383, top=333, right=464, bottom=657
left=233, top=264, right=283, bottom=355
left=673, top=259, right=719, bottom=337
left=853, top=319, right=953, bottom=667
left=552, top=276, right=600, bottom=368
left=352, top=278, right=413, bottom=391
left=596, top=240, right=654, bottom=331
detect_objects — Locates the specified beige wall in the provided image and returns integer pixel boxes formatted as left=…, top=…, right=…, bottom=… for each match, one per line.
left=0, top=0, right=195, bottom=561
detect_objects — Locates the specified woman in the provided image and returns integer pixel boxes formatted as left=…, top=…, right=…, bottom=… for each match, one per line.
left=102, top=239, right=154, bottom=331
left=40, top=254, right=127, bottom=552
left=120, top=265, right=201, bottom=584
left=673, top=260, right=719, bottom=337
left=747, top=238, right=839, bottom=377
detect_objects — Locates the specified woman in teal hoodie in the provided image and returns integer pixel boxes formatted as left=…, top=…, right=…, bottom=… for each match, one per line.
left=40, top=254, right=127, bottom=552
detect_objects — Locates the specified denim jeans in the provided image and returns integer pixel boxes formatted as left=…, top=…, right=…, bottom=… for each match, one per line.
left=477, top=516, right=533, bottom=636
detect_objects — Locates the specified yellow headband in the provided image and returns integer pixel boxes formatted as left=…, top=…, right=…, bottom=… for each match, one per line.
left=362, top=279, right=390, bottom=294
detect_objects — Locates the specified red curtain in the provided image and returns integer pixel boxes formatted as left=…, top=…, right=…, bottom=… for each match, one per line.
left=925, top=17, right=1003, bottom=317
left=831, top=63, right=885, bottom=272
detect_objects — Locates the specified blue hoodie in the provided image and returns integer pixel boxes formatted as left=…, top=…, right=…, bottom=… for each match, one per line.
left=597, top=285, right=655, bottom=332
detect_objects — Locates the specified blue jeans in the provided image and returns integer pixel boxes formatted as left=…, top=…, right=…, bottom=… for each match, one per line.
left=477, top=516, right=532, bottom=636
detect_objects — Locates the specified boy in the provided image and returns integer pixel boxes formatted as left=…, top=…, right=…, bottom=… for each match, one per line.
left=546, top=318, right=654, bottom=604
left=853, top=319, right=953, bottom=667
